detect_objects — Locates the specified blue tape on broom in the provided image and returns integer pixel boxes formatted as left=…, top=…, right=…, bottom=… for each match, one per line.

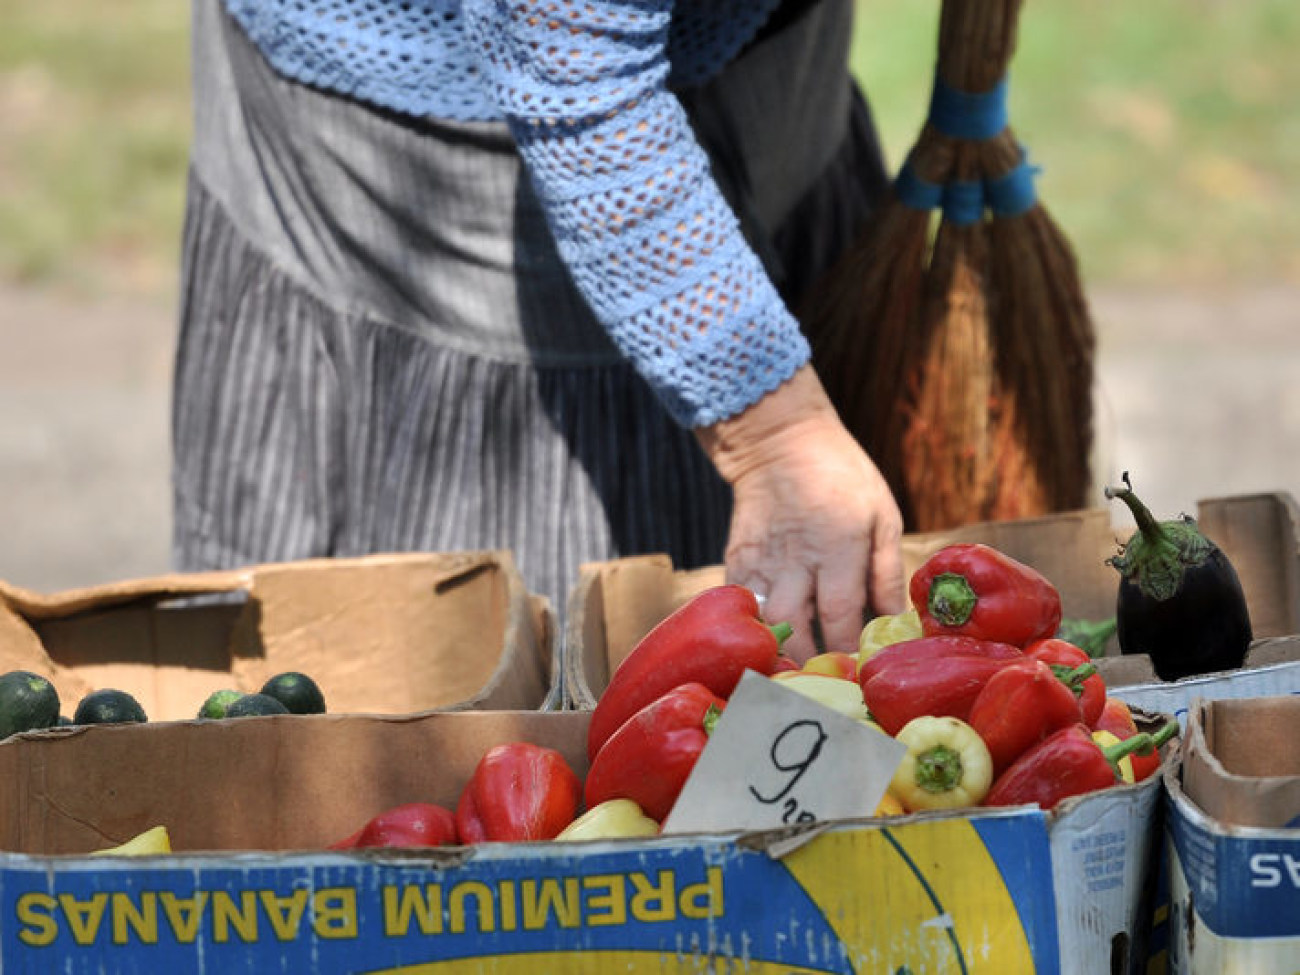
left=986, top=150, right=1041, bottom=217
left=893, top=160, right=944, bottom=211
left=929, top=75, right=1009, bottom=141
left=943, top=179, right=985, bottom=225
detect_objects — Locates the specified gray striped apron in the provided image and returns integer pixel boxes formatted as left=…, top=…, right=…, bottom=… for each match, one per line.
left=174, top=0, right=887, bottom=621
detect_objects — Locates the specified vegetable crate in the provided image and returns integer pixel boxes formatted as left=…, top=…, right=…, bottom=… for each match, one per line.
left=0, top=551, right=559, bottom=719
left=0, top=709, right=1161, bottom=974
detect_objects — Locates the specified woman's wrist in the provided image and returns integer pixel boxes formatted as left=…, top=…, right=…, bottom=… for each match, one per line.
left=694, top=364, right=843, bottom=485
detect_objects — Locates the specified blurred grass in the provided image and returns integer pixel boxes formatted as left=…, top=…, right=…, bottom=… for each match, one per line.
left=0, top=0, right=1297, bottom=298
left=851, top=0, right=1300, bottom=286
left=0, top=0, right=190, bottom=296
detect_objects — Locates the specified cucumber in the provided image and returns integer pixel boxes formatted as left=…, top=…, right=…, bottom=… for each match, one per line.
left=0, top=671, right=61, bottom=740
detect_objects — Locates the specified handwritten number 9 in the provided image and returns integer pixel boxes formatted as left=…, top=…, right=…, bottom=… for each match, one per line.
left=748, top=719, right=828, bottom=805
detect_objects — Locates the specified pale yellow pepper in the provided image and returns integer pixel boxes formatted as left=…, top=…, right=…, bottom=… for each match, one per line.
left=858, top=608, right=923, bottom=664
left=890, top=716, right=993, bottom=812
left=556, top=799, right=659, bottom=842
left=770, top=672, right=871, bottom=723
left=90, top=825, right=172, bottom=857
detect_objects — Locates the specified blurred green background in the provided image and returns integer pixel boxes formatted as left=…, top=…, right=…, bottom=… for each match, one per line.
left=1, top=0, right=1298, bottom=298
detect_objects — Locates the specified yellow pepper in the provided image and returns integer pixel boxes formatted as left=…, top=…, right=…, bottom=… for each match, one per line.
left=770, top=672, right=871, bottom=722
left=858, top=608, right=923, bottom=663
left=890, top=716, right=993, bottom=812
left=90, top=825, right=171, bottom=857
left=555, top=799, right=659, bottom=842
left=874, top=791, right=906, bottom=817
left=1092, top=730, right=1136, bottom=784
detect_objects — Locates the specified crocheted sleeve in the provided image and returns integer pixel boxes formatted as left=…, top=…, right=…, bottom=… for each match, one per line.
left=462, top=0, right=810, bottom=429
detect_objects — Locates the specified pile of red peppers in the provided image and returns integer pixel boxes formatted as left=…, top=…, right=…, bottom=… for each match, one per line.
left=327, top=584, right=791, bottom=850
left=875, top=543, right=1177, bottom=812
left=325, top=546, right=1179, bottom=851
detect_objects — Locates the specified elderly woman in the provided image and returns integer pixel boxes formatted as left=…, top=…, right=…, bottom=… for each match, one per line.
left=174, top=0, right=904, bottom=660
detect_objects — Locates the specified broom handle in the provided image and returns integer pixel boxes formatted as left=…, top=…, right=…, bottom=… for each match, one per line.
left=937, top=0, right=1023, bottom=93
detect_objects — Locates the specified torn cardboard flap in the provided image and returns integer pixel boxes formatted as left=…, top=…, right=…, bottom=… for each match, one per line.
left=1182, top=696, right=1300, bottom=829
left=0, top=551, right=552, bottom=722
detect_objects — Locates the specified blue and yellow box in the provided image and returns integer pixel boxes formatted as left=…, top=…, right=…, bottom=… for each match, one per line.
left=0, top=710, right=1166, bottom=974
left=1164, top=696, right=1300, bottom=974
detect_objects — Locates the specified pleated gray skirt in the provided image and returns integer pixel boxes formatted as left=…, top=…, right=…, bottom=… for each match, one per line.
left=174, top=0, right=887, bottom=620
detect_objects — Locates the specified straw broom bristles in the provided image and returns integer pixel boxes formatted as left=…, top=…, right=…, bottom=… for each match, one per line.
left=983, top=133, right=1096, bottom=514
left=801, top=0, right=1094, bottom=530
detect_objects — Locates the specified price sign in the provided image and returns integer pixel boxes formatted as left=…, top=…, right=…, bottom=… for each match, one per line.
left=661, top=670, right=907, bottom=835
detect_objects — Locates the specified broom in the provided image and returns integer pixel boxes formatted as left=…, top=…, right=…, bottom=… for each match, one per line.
left=800, top=0, right=1095, bottom=531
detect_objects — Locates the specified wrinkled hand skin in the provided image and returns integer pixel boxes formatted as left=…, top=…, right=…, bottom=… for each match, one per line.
left=697, top=365, right=906, bottom=663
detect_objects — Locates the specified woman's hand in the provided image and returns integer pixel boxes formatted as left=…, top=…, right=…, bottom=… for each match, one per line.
left=696, top=365, right=906, bottom=663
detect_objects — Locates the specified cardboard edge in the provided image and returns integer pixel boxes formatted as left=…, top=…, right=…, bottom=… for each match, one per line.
left=0, top=568, right=255, bottom=622
left=532, top=594, right=565, bottom=712
left=443, top=551, right=551, bottom=712
left=561, top=567, right=602, bottom=711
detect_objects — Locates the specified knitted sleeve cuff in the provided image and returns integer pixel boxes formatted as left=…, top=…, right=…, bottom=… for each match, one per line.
left=463, top=0, right=810, bottom=428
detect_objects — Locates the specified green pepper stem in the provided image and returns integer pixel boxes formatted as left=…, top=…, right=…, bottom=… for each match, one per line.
left=702, top=704, right=722, bottom=736
left=1104, top=474, right=1166, bottom=546
left=914, top=744, right=964, bottom=795
left=1053, top=663, right=1097, bottom=692
left=769, top=622, right=794, bottom=645
left=1100, top=721, right=1178, bottom=771
left=928, top=573, right=978, bottom=627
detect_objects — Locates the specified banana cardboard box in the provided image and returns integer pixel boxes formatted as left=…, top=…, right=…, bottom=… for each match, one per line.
left=1164, top=696, right=1300, bottom=974
left=0, top=550, right=559, bottom=718
left=0, top=708, right=1164, bottom=974
left=558, top=494, right=1300, bottom=975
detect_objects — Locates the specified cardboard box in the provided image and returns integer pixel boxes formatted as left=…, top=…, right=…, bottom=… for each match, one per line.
left=0, top=551, right=557, bottom=719
left=0, top=709, right=1164, bottom=973
left=564, top=492, right=1300, bottom=711
left=1164, top=697, right=1300, bottom=973
left=563, top=560, right=1183, bottom=972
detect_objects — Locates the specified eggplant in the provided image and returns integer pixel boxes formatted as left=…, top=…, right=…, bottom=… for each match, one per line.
left=1105, top=474, right=1252, bottom=682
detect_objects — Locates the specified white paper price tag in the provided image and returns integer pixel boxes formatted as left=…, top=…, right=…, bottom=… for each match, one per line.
left=661, top=670, right=907, bottom=835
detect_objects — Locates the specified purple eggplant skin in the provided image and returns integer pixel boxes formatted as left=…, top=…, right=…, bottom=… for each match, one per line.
left=1106, top=475, right=1254, bottom=683
left=1115, top=545, right=1252, bottom=682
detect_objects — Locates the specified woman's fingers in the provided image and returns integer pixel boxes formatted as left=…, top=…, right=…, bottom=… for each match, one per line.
left=763, top=567, right=818, bottom=664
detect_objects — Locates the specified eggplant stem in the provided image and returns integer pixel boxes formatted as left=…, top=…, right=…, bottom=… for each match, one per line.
left=1104, top=473, right=1164, bottom=544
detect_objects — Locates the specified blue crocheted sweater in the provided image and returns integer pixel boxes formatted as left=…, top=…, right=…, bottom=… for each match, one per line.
left=222, top=0, right=811, bottom=428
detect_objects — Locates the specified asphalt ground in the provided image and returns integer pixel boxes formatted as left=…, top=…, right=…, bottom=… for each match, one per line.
left=1, top=284, right=1297, bottom=593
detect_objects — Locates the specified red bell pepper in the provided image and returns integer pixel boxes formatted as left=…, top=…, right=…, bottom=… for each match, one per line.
left=329, top=803, right=458, bottom=850
left=984, top=721, right=1179, bottom=810
left=1092, top=697, right=1162, bottom=782
left=968, top=659, right=1094, bottom=774
left=858, top=634, right=1023, bottom=685
left=584, top=682, right=724, bottom=822
left=910, top=544, right=1062, bottom=647
left=860, top=651, right=1020, bottom=737
left=1025, top=638, right=1106, bottom=726
left=587, top=585, right=791, bottom=760
left=456, top=742, right=580, bottom=843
